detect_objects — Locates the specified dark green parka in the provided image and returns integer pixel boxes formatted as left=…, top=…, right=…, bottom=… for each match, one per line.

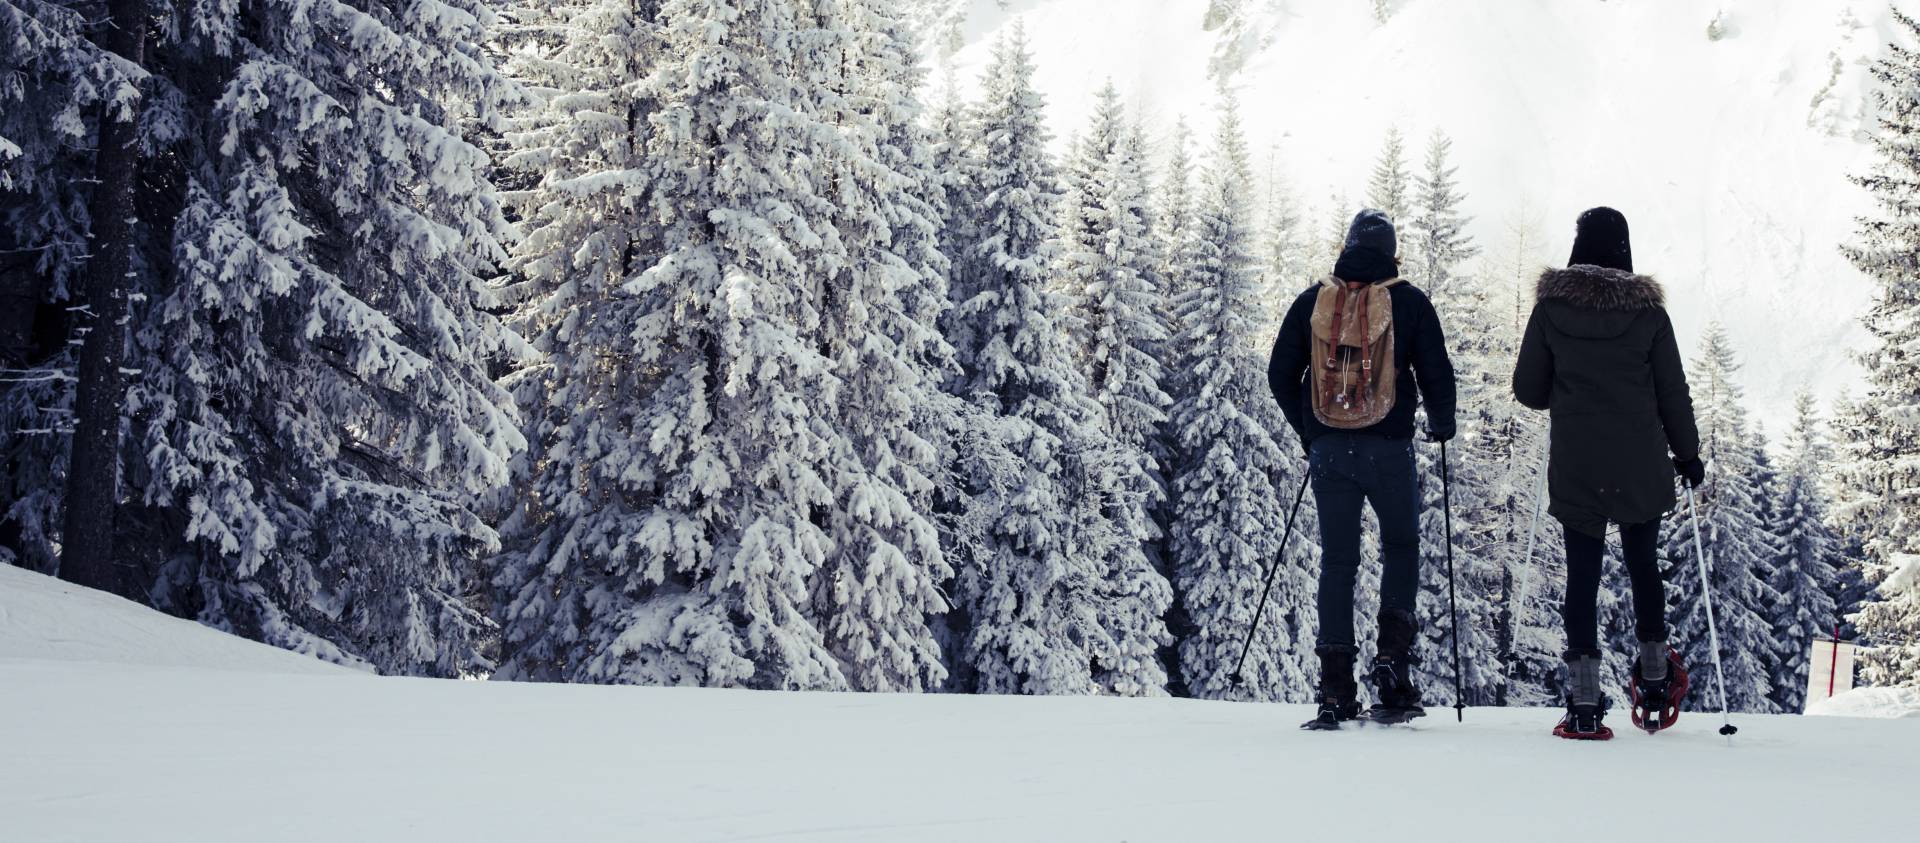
left=1512, top=265, right=1700, bottom=538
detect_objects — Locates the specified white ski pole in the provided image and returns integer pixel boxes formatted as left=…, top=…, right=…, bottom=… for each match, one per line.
left=1685, top=485, right=1740, bottom=739
left=1507, top=429, right=1549, bottom=684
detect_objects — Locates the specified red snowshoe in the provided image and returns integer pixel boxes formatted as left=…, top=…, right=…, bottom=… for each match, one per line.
left=1627, top=647, right=1690, bottom=734
left=1553, top=700, right=1614, bottom=741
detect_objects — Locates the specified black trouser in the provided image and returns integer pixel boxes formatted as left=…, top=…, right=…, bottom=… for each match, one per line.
left=1562, top=519, right=1666, bottom=652
left=1310, top=433, right=1420, bottom=650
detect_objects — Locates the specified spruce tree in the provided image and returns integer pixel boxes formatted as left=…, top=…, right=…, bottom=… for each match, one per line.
left=1402, top=144, right=1498, bottom=707
left=1156, top=117, right=1197, bottom=347
left=1257, top=150, right=1306, bottom=345
left=940, top=28, right=1170, bottom=696
left=1663, top=325, right=1779, bottom=711
left=498, top=0, right=959, bottom=691
left=121, top=0, right=523, bottom=674
left=1768, top=393, right=1845, bottom=707
left=1475, top=219, right=1564, bottom=704
left=803, top=0, right=957, bottom=692
left=1366, top=127, right=1411, bottom=225
left=1493, top=412, right=1565, bottom=706
left=0, top=1, right=130, bottom=573
left=489, top=0, right=667, bottom=682
left=1409, top=130, right=1478, bottom=293
left=1832, top=10, right=1920, bottom=687
left=1054, top=82, right=1171, bottom=527
left=1166, top=97, right=1315, bottom=701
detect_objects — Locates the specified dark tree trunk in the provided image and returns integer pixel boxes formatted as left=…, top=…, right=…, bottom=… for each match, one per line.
left=60, top=1, right=149, bottom=595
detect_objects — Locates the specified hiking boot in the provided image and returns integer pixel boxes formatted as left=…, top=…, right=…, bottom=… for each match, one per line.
left=1554, top=650, right=1613, bottom=740
left=1368, top=608, right=1425, bottom=715
left=1302, top=645, right=1362, bottom=730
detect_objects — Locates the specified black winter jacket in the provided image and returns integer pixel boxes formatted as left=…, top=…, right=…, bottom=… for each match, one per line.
left=1512, top=265, right=1701, bottom=538
left=1268, top=279, right=1457, bottom=447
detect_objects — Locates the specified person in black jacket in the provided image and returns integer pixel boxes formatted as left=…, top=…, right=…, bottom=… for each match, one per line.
left=1512, top=207, right=1703, bottom=740
left=1269, top=210, right=1456, bottom=726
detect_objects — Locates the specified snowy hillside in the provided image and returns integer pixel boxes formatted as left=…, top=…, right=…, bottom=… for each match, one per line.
left=941, top=0, right=1892, bottom=423
left=5, top=565, right=1917, bottom=842
left=0, top=563, right=347, bottom=676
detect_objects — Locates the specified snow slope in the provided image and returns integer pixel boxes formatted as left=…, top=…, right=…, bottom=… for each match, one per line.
left=942, top=0, right=1893, bottom=425
left=5, top=567, right=1918, bottom=841
left=0, top=563, right=347, bottom=675
left=1809, top=684, right=1920, bottom=718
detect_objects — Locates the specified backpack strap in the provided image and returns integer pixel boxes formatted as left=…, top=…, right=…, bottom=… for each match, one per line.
left=1323, top=284, right=1351, bottom=408
left=1357, top=285, right=1374, bottom=409
left=1325, top=284, right=1350, bottom=370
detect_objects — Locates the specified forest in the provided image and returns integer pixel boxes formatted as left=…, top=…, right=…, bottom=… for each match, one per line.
left=2, top=0, right=1916, bottom=713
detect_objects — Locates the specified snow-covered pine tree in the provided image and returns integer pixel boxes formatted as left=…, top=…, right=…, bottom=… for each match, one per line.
left=1366, top=127, right=1411, bottom=226
left=1465, top=226, right=1564, bottom=706
left=118, top=0, right=523, bottom=675
left=0, top=1, right=133, bottom=573
left=488, top=0, right=671, bottom=683
left=1663, top=325, right=1779, bottom=711
left=941, top=28, right=1170, bottom=696
left=1492, top=411, right=1565, bottom=706
left=1256, top=148, right=1306, bottom=346
left=1053, top=81, right=1170, bottom=531
left=1156, top=116, right=1196, bottom=347
left=501, top=0, right=959, bottom=691
left=928, top=77, right=978, bottom=303
left=1305, top=192, right=1350, bottom=285
left=801, top=0, right=957, bottom=692
left=1833, top=10, right=1920, bottom=687
left=1402, top=137, right=1499, bottom=707
left=1768, top=392, right=1845, bottom=708
left=1409, top=130, right=1477, bottom=294
left=1166, top=96, right=1315, bottom=701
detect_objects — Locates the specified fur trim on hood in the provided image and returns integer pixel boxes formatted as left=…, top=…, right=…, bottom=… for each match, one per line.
left=1536, top=264, right=1664, bottom=311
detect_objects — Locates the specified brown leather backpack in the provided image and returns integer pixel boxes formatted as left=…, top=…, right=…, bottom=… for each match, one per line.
left=1310, top=276, right=1402, bottom=429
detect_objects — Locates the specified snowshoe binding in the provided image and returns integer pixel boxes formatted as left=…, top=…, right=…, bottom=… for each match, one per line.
left=1627, top=645, right=1690, bottom=734
left=1359, top=702, right=1427, bottom=726
left=1302, top=645, right=1362, bottom=731
left=1555, top=651, right=1612, bottom=740
left=1553, top=698, right=1614, bottom=741
left=1363, top=610, right=1426, bottom=726
left=1301, top=699, right=1362, bottom=731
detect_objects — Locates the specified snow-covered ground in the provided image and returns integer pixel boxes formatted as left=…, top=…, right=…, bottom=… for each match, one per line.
left=3, top=565, right=1917, bottom=841
left=942, top=0, right=1892, bottom=425
left=1809, top=684, right=1920, bottom=719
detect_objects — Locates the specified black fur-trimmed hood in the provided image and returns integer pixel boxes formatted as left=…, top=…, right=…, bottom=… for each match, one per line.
left=1536, top=264, right=1665, bottom=311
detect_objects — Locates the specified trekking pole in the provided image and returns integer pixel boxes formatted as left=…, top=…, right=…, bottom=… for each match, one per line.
left=1229, top=471, right=1312, bottom=687
left=1441, top=441, right=1465, bottom=722
left=1506, top=430, right=1549, bottom=686
left=1685, top=485, right=1740, bottom=740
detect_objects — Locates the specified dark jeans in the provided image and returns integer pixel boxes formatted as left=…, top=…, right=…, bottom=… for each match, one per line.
left=1309, top=433, right=1420, bottom=650
left=1562, top=519, right=1666, bottom=652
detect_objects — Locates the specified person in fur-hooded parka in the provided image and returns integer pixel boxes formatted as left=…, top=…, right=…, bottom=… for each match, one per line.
left=1512, top=216, right=1700, bottom=536
left=1513, top=207, right=1703, bottom=739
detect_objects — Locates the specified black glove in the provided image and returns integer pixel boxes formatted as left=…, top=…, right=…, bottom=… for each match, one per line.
left=1673, top=456, right=1706, bottom=488
left=1423, top=425, right=1455, bottom=444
